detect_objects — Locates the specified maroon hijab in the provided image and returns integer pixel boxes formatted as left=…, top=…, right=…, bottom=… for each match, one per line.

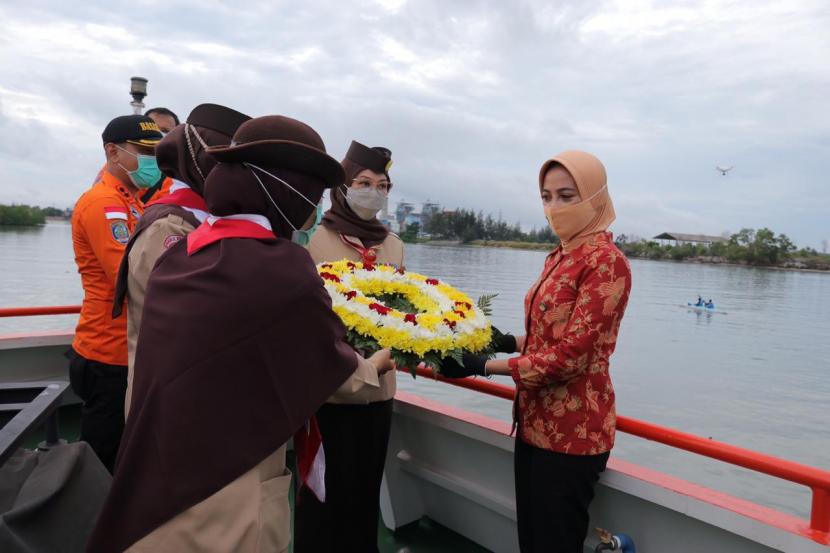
left=156, top=103, right=251, bottom=196
left=154, top=125, right=221, bottom=195
left=89, top=124, right=355, bottom=553
left=321, top=141, right=392, bottom=247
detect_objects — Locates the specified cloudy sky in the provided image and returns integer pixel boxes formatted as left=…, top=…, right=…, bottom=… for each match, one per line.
left=1, top=0, right=828, bottom=247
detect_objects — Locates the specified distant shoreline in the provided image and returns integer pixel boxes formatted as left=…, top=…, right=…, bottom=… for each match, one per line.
left=417, top=240, right=830, bottom=273
left=624, top=256, right=830, bottom=274
left=419, top=239, right=554, bottom=251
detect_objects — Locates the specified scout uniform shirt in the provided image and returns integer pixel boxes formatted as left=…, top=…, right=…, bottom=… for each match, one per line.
left=120, top=182, right=206, bottom=417
left=71, top=170, right=143, bottom=366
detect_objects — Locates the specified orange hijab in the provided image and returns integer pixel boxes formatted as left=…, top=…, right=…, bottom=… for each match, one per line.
left=539, top=150, right=616, bottom=252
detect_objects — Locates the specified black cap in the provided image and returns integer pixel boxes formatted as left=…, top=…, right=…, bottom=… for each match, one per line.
left=344, top=141, right=393, bottom=174
left=187, top=103, right=251, bottom=139
left=102, top=115, right=163, bottom=147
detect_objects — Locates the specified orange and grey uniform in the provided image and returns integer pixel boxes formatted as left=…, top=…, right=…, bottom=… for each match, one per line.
left=69, top=169, right=143, bottom=472
left=93, top=163, right=172, bottom=206
left=72, top=171, right=144, bottom=364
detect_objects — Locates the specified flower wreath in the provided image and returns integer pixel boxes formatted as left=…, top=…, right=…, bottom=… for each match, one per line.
left=317, top=260, right=494, bottom=373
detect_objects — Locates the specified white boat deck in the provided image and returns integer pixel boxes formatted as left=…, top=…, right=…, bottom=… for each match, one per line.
left=2, top=330, right=829, bottom=552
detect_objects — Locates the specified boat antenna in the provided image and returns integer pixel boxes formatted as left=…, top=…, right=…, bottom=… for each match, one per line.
left=129, top=77, right=148, bottom=115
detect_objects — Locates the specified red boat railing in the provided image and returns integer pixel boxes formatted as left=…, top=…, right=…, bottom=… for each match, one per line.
left=2, top=305, right=829, bottom=541
left=408, top=365, right=830, bottom=540
left=0, top=306, right=81, bottom=318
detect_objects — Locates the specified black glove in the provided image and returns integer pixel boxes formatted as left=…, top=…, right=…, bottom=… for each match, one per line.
left=490, top=326, right=517, bottom=354
left=438, top=353, right=488, bottom=378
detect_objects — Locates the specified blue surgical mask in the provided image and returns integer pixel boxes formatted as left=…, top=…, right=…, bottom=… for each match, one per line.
left=291, top=203, right=324, bottom=247
left=116, top=145, right=162, bottom=189
left=246, top=163, right=323, bottom=247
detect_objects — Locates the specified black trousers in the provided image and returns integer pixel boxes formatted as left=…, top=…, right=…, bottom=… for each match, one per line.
left=514, top=437, right=609, bottom=553
left=294, top=399, right=394, bottom=553
left=67, top=348, right=127, bottom=473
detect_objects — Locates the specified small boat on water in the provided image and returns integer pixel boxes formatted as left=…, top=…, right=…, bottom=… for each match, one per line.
left=1, top=305, right=829, bottom=552
left=685, top=301, right=729, bottom=315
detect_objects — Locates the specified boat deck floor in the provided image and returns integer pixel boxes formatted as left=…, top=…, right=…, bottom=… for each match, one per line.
left=23, top=405, right=490, bottom=553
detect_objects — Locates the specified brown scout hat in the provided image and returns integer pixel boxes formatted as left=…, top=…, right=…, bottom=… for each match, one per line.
left=344, top=140, right=393, bottom=175
left=186, top=103, right=250, bottom=138
left=207, top=115, right=344, bottom=188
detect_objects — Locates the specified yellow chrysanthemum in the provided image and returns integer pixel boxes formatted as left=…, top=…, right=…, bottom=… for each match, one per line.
left=318, top=260, right=492, bottom=357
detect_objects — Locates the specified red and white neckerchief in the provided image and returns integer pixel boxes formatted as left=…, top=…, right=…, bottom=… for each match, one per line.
left=186, top=213, right=276, bottom=255
left=339, top=234, right=380, bottom=264
left=147, top=180, right=210, bottom=223
left=294, top=417, right=326, bottom=502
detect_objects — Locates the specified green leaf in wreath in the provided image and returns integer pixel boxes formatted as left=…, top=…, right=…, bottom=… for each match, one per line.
left=476, top=293, right=498, bottom=317
left=375, top=292, right=419, bottom=314
left=448, top=349, right=465, bottom=367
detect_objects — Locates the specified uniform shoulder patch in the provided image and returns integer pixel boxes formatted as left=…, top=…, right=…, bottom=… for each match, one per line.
left=163, top=234, right=184, bottom=249
left=110, top=220, right=130, bottom=244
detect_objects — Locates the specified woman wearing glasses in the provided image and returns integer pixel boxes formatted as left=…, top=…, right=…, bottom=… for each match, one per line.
left=295, top=141, right=403, bottom=552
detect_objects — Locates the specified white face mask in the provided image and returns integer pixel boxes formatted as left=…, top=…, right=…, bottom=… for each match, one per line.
left=345, top=187, right=387, bottom=220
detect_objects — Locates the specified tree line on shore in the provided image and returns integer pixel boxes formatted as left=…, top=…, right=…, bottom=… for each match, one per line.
left=403, top=208, right=558, bottom=244
left=5, top=202, right=828, bottom=270
left=616, top=228, right=830, bottom=270
left=401, top=209, right=828, bottom=270
left=0, top=204, right=66, bottom=226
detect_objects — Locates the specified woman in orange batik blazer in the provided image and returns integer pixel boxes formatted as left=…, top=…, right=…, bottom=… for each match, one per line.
left=440, top=150, right=632, bottom=553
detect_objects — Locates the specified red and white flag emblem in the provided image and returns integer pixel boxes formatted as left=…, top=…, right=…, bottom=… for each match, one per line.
left=104, top=206, right=128, bottom=220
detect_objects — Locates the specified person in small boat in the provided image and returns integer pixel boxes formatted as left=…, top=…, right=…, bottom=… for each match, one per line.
left=112, top=103, right=250, bottom=419
left=68, top=114, right=162, bottom=473
left=706, top=299, right=715, bottom=308
left=295, top=141, right=403, bottom=552
left=87, top=116, right=395, bottom=553
left=440, top=151, right=631, bottom=553
left=695, top=295, right=704, bottom=307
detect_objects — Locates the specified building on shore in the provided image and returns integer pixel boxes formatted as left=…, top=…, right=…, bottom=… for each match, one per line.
left=653, top=232, right=728, bottom=246
left=421, top=201, right=440, bottom=229
left=395, top=201, right=415, bottom=229
left=391, top=200, right=445, bottom=238
left=377, top=202, right=399, bottom=233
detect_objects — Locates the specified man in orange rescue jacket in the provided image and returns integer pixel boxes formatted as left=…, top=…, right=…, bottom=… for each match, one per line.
left=68, top=114, right=163, bottom=472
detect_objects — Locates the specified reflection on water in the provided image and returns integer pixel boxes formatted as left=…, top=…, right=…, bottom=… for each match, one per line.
left=1, top=224, right=829, bottom=518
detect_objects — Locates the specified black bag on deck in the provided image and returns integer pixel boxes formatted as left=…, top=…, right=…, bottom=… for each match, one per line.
left=0, top=442, right=111, bottom=552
